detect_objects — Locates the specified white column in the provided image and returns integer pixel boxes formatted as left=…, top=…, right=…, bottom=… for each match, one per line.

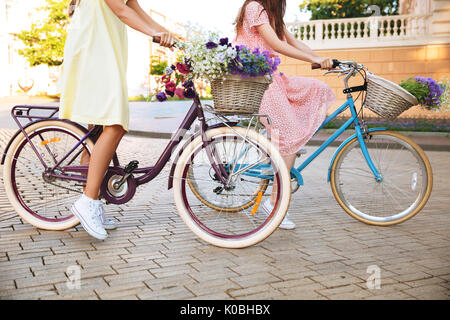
left=314, top=21, right=323, bottom=44
left=369, top=17, right=379, bottom=41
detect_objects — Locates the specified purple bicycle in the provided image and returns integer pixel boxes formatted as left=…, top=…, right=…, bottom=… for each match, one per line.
left=1, top=86, right=292, bottom=248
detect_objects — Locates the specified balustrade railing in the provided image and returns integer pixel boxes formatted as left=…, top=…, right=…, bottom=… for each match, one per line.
left=286, top=14, right=432, bottom=48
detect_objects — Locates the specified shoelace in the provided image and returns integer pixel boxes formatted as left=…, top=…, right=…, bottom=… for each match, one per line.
left=95, top=201, right=112, bottom=225
left=89, top=202, right=104, bottom=228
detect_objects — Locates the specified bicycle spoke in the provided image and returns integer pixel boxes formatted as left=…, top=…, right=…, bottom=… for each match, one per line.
left=333, top=133, right=429, bottom=224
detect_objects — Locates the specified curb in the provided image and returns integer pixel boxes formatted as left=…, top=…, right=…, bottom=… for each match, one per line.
left=128, top=130, right=450, bottom=152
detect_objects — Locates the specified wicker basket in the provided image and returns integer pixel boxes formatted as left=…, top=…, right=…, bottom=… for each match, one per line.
left=364, top=72, right=419, bottom=120
left=210, top=75, right=273, bottom=115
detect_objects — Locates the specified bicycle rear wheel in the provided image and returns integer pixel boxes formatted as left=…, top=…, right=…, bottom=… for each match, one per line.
left=330, top=131, right=433, bottom=226
left=173, top=126, right=291, bottom=248
left=3, top=120, right=94, bottom=231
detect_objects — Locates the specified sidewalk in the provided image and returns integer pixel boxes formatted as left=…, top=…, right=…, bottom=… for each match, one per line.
left=1, top=129, right=449, bottom=300
left=1, top=98, right=449, bottom=151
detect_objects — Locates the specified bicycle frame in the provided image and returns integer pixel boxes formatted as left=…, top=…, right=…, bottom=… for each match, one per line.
left=5, top=95, right=241, bottom=205
left=293, top=95, right=384, bottom=185
left=234, top=94, right=385, bottom=187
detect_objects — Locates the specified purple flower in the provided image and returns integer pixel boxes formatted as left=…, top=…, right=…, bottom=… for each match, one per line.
left=165, top=90, right=175, bottom=97
left=219, top=38, right=229, bottom=46
left=183, top=80, right=194, bottom=88
left=156, top=92, right=167, bottom=102
left=184, top=87, right=196, bottom=99
left=274, top=56, right=281, bottom=66
left=206, top=42, right=218, bottom=49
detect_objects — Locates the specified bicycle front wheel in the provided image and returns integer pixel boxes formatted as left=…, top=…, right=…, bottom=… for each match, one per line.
left=330, top=131, right=433, bottom=226
left=173, top=126, right=291, bottom=249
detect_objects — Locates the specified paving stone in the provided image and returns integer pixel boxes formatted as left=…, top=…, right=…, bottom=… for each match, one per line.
left=0, top=284, right=56, bottom=299
left=95, top=281, right=149, bottom=300
left=230, top=272, right=281, bottom=288
left=186, top=278, right=241, bottom=297
left=402, top=284, right=450, bottom=300
left=138, top=286, right=195, bottom=300
left=311, top=273, right=365, bottom=288
left=145, top=273, right=198, bottom=291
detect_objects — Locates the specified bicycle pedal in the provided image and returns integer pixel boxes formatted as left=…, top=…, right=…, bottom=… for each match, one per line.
left=124, top=160, right=139, bottom=174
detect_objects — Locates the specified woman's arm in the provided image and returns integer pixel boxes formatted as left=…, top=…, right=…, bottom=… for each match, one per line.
left=126, top=0, right=167, bottom=33
left=256, top=24, right=333, bottom=69
left=284, top=27, right=318, bottom=59
left=104, top=0, right=174, bottom=46
left=126, top=0, right=175, bottom=46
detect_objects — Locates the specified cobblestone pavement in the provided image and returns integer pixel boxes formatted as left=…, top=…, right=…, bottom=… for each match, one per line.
left=0, top=128, right=449, bottom=300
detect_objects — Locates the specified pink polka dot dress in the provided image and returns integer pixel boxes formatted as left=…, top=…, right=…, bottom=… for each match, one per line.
left=234, top=1, right=336, bottom=156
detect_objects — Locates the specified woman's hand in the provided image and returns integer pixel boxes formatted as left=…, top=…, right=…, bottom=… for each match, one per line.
left=154, top=32, right=176, bottom=48
left=313, top=57, right=334, bottom=70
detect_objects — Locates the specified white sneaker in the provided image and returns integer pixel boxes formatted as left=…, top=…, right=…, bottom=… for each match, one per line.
left=297, top=148, right=308, bottom=157
left=262, top=199, right=296, bottom=230
left=95, top=200, right=117, bottom=230
left=71, top=195, right=108, bottom=240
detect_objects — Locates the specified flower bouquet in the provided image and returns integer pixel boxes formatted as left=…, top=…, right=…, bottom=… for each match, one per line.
left=400, top=77, right=449, bottom=112
left=156, top=32, right=281, bottom=115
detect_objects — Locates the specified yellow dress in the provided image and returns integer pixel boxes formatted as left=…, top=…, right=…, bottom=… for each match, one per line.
left=59, top=0, right=130, bottom=131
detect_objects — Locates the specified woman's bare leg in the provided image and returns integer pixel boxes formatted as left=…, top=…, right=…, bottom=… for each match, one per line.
left=80, top=125, right=94, bottom=192
left=271, top=153, right=296, bottom=205
left=84, top=125, right=126, bottom=200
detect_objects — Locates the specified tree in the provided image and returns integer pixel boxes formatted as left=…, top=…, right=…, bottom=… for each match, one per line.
left=150, top=57, right=169, bottom=76
left=300, top=0, right=399, bottom=20
left=16, top=0, right=71, bottom=67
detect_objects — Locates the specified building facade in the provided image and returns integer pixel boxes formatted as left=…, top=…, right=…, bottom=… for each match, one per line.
left=283, top=0, right=450, bottom=118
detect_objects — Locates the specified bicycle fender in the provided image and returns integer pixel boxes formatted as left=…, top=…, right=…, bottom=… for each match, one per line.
left=1, top=119, right=90, bottom=165
left=327, top=128, right=387, bottom=183
left=168, top=122, right=237, bottom=190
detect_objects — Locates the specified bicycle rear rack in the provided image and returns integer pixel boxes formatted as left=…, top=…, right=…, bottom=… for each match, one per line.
left=11, top=105, right=60, bottom=130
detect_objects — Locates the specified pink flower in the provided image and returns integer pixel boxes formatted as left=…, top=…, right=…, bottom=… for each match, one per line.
left=162, top=75, right=170, bottom=83
left=165, top=81, right=176, bottom=92
left=176, top=62, right=190, bottom=75
left=175, top=87, right=185, bottom=99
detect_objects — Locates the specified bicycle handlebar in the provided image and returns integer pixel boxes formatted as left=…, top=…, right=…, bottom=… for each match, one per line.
left=311, top=59, right=341, bottom=70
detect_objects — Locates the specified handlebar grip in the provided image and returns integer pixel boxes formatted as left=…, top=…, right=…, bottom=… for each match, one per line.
left=311, top=59, right=341, bottom=70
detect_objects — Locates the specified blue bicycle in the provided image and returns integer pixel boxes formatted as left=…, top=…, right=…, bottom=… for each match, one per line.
left=189, top=60, right=433, bottom=226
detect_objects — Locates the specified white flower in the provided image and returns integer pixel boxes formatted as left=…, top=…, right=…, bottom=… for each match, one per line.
left=227, top=47, right=237, bottom=59
left=164, top=67, right=174, bottom=75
